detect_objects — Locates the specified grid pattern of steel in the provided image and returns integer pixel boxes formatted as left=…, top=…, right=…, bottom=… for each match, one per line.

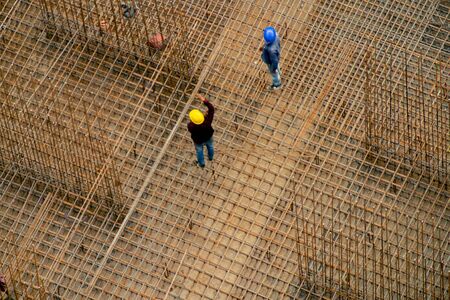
left=0, top=0, right=448, bottom=299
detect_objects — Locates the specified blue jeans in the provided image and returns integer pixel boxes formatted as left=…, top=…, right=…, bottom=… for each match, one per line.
left=195, top=137, right=214, bottom=167
left=267, top=65, right=281, bottom=86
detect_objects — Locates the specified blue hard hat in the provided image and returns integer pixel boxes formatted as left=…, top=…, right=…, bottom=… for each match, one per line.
left=263, top=26, right=277, bottom=43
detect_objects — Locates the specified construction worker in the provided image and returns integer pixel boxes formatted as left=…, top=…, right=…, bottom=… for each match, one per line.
left=188, top=94, right=215, bottom=168
left=121, top=2, right=137, bottom=19
left=261, top=26, right=282, bottom=90
left=0, top=274, right=6, bottom=293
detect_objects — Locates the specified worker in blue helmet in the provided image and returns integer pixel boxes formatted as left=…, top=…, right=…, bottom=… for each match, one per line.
left=261, top=26, right=281, bottom=90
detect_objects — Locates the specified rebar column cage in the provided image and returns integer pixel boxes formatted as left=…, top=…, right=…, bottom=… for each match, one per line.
left=364, top=51, right=449, bottom=185
left=38, top=0, right=194, bottom=77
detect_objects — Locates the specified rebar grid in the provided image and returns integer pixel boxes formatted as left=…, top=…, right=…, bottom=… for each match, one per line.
left=0, top=93, right=124, bottom=207
left=0, top=0, right=449, bottom=299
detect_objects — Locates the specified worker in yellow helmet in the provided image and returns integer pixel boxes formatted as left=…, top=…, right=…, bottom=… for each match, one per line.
left=188, top=94, right=215, bottom=168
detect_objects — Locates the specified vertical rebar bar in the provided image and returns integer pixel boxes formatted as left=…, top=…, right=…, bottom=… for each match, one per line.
left=431, top=218, right=436, bottom=299
left=312, top=205, right=317, bottom=282
left=152, top=0, right=164, bottom=43
left=396, top=214, right=401, bottom=298
left=415, top=220, right=419, bottom=300
left=354, top=208, right=360, bottom=298
left=404, top=53, right=411, bottom=161
left=421, top=221, right=426, bottom=298
left=372, top=222, right=376, bottom=299
left=293, top=198, right=303, bottom=284
left=364, top=58, right=371, bottom=149
left=406, top=233, right=410, bottom=299
left=439, top=227, right=444, bottom=298
left=419, top=56, right=425, bottom=173
left=363, top=211, right=367, bottom=297
left=78, top=0, right=87, bottom=37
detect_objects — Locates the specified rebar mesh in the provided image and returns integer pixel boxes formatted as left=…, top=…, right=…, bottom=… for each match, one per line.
left=0, top=0, right=449, bottom=299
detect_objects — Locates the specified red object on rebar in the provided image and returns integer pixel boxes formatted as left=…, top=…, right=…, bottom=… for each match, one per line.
left=147, top=33, right=165, bottom=49
left=99, top=19, right=109, bottom=32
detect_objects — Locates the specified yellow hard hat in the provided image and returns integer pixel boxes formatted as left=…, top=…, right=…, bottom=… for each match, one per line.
left=189, top=109, right=204, bottom=125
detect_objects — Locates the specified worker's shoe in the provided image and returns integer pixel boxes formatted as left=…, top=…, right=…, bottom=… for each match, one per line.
left=194, top=160, right=205, bottom=168
left=269, top=84, right=282, bottom=90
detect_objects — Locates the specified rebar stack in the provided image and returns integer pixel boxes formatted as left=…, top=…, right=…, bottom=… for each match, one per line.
left=0, top=0, right=449, bottom=299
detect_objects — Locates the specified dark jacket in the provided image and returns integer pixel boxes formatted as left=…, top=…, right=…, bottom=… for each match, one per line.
left=261, top=36, right=281, bottom=73
left=188, top=101, right=214, bottom=144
